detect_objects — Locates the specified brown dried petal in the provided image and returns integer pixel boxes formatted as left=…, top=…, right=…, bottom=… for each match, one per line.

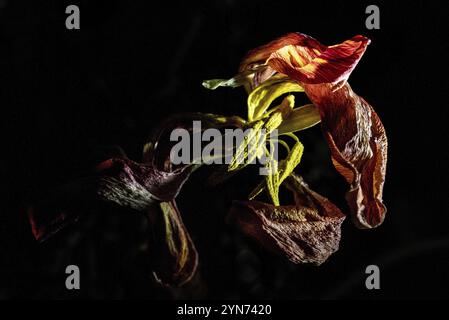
left=228, top=174, right=345, bottom=265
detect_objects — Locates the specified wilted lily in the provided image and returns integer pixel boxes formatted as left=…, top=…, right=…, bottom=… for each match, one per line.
left=255, top=33, right=387, bottom=229
left=204, top=32, right=388, bottom=263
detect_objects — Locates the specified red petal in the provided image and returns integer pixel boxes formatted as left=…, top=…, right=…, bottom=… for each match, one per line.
left=268, top=35, right=370, bottom=84
left=304, top=83, right=387, bottom=228
left=27, top=205, right=79, bottom=242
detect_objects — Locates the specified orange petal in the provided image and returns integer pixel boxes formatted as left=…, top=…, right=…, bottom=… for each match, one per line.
left=239, top=32, right=326, bottom=72
left=268, top=35, right=370, bottom=84
left=238, top=32, right=326, bottom=90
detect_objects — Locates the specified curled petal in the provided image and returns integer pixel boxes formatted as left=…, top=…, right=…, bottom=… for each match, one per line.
left=146, top=200, right=198, bottom=287
left=237, top=33, right=325, bottom=91
left=202, top=33, right=325, bottom=92
left=268, top=35, right=370, bottom=85
left=28, top=157, right=194, bottom=241
left=239, top=32, right=326, bottom=73
left=97, top=157, right=194, bottom=203
left=303, top=83, right=387, bottom=228
left=228, top=174, right=345, bottom=265
left=238, top=32, right=369, bottom=89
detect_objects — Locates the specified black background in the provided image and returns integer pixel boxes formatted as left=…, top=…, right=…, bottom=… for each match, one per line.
left=0, top=0, right=448, bottom=299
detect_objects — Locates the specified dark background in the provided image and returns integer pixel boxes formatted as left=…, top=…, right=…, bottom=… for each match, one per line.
left=0, top=0, right=448, bottom=299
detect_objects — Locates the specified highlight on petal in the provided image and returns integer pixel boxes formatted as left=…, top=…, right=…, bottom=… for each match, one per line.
left=228, top=174, right=345, bottom=265
left=303, top=83, right=387, bottom=229
left=202, top=75, right=249, bottom=90
left=146, top=200, right=198, bottom=287
left=96, top=157, right=195, bottom=204
left=268, top=35, right=370, bottom=85
left=239, top=32, right=327, bottom=74
left=202, top=67, right=268, bottom=91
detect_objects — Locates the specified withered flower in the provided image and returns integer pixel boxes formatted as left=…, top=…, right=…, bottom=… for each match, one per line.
left=203, top=32, right=388, bottom=265
left=28, top=145, right=198, bottom=287
left=29, top=32, right=388, bottom=287
left=205, top=32, right=387, bottom=230
left=95, top=156, right=199, bottom=286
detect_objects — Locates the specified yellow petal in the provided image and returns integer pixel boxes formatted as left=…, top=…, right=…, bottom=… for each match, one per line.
left=279, top=140, right=304, bottom=183
left=265, top=159, right=280, bottom=206
left=247, top=78, right=303, bottom=121
left=228, top=120, right=265, bottom=171
left=277, top=104, right=321, bottom=134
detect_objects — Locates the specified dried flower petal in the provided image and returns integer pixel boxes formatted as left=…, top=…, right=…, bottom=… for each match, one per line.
left=239, top=33, right=326, bottom=90
left=228, top=174, right=345, bottom=265
left=268, top=35, right=370, bottom=85
left=96, top=157, right=194, bottom=203
left=303, top=83, right=388, bottom=228
left=28, top=157, right=195, bottom=242
left=146, top=200, right=198, bottom=287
